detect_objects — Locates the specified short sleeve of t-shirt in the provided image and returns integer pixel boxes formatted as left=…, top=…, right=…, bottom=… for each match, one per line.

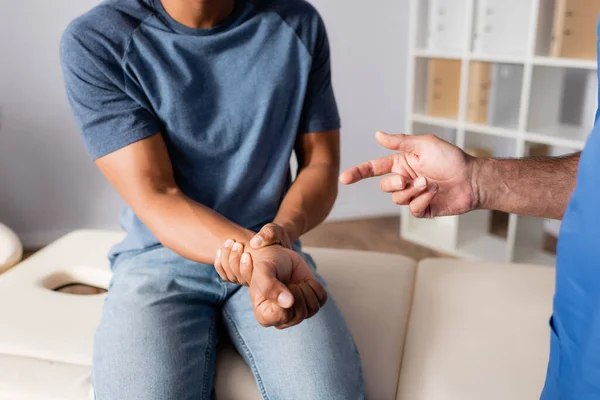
left=297, top=13, right=340, bottom=134
left=60, top=21, right=160, bottom=160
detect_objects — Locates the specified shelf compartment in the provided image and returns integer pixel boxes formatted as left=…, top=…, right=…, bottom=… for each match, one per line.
left=426, top=58, right=463, bottom=119
left=457, top=211, right=510, bottom=261
left=539, top=0, right=600, bottom=60
left=464, top=129, right=517, bottom=158
left=404, top=215, right=458, bottom=254
left=472, top=0, right=534, bottom=57
left=457, top=131, right=515, bottom=261
left=513, top=216, right=557, bottom=266
left=413, top=58, right=430, bottom=115
left=535, top=0, right=559, bottom=57
left=535, top=0, right=600, bottom=60
left=416, top=0, right=471, bottom=53
left=466, top=62, right=524, bottom=129
left=412, top=121, right=457, bottom=145
left=527, top=65, right=597, bottom=145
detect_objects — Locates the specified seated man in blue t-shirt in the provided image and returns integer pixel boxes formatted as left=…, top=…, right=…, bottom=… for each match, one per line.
left=60, top=0, right=365, bottom=398
left=339, top=18, right=600, bottom=399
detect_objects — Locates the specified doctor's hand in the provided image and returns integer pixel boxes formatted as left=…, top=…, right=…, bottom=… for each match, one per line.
left=339, top=131, right=478, bottom=218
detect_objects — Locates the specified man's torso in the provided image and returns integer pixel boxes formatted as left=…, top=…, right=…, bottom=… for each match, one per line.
left=61, top=0, right=335, bottom=255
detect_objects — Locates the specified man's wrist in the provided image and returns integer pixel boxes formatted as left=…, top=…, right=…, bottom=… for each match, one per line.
left=471, top=157, right=499, bottom=212
left=273, top=218, right=305, bottom=244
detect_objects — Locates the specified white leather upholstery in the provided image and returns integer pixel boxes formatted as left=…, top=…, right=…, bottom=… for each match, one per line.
left=0, top=231, right=120, bottom=367
left=0, top=231, right=417, bottom=400
left=0, top=231, right=555, bottom=399
left=0, top=354, right=92, bottom=400
left=397, top=259, right=555, bottom=400
left=0, top=223, right=23, bottom=273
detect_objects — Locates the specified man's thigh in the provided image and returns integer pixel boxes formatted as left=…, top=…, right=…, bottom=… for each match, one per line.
left=222, top=252, right=365, bottom=400
left=93, top=246, right=226, bottom=400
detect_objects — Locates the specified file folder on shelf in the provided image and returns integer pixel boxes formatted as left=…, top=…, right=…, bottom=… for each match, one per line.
left=426, top=59, right=461, bottom=119
left=550, top=0, right=600, bottom=60
left=467, top=62, right=492, bottom=124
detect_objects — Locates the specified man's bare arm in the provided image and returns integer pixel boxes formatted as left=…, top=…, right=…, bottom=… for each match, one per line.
left=96, top=133, right=255, bottom=264
left=273, top=130, right=340, bottom=242
left=473, top=153, right=580, bottom=220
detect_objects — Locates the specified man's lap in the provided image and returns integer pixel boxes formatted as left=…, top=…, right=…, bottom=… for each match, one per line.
left=92, top=245, right=365, bottom=400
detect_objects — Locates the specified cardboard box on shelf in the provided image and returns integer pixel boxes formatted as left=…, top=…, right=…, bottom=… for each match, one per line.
left=426, top=59, right=462, bottom=119
left=551, top=0, right=600, bottom=60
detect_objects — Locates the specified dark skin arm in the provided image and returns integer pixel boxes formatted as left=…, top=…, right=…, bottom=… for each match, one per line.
left=95, top=133, right=257, bottom=263
left=215, top=130, right=339, bottom=283
left=273, top=130, right=341, bottom=242
left=339, top=131, right=579, bottom=220
left=95, top=133, right=327, bottom=328
left=215, top=130, right=339, bottom=328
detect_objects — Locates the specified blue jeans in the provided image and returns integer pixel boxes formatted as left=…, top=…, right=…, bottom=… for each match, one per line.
left=92, top=245, right=365, bottom=399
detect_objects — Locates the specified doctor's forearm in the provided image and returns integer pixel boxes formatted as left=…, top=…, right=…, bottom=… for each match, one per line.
left=472, top=153, right=580, bottom=220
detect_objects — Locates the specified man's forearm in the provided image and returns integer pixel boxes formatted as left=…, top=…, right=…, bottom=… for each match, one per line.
left=274, top=163, right=338, bottom=242
left=137, top=189, right=255, bottom=264
left=473, top=153, right=580, bottom=220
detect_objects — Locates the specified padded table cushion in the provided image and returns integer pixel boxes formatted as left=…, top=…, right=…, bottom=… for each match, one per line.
left=397, top=259, right=555, bottom=400
left=0, top=223, right=23, bottom=273
left=0, top=230, right=417, bottom=400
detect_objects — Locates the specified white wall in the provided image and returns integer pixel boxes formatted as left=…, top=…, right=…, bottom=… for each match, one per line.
left=0, top=0, right=126, bottom=248
left=0, top=0, right=409, bottom=247
left=311, top=0, right=410, bottom=220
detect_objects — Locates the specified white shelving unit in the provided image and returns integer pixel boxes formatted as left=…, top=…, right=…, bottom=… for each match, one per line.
left=403, top=0, right=599, bottom=265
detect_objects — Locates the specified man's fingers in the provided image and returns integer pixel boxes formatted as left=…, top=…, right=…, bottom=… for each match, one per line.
left=376, top=131, right=424, bottom=153
left=250, top=224, right=282, bottom=249
left=391, top=177, right=429, bottom=206
left=300, top=283, right=321, bottom=319
left=339, top=155, right=395, bottom=185
left=380, top=174, right=407, bottom=193
left=279, top=285, right=307, bottom=329
left=219, top=239, right=238, bottom=283
left=240, top=252, right=253, bottom=286
left=228, top=242, right=244, bottom=283
left=408, top=184, right=439, bottom=218
left=306, top=279, right=328, bottom=307
left=253, top=299, right=289, bottom=328
left=214, top=249, right=227, bottom=281
left=251, top=265, right=295, bottom=309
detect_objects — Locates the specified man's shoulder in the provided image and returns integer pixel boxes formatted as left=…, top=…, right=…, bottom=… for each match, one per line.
left=252, top=0, right=326, bottom=53
left=61, top=0, right=154, bottom=63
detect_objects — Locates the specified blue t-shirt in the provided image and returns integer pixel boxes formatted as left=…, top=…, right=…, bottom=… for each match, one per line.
left=541, top=17, right=600, bottom=400
left=60, top=0, right=340, bottom=257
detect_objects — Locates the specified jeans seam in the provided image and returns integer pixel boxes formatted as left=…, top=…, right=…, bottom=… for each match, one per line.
left=222, top=308, right=270, bottom=400
left=202, top=316, right=217, bottom=400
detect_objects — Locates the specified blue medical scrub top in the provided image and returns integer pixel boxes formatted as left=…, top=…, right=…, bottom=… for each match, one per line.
left=541, top=16, right=600, bottom=400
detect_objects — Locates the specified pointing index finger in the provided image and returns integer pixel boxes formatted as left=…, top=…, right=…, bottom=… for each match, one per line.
left=339, top=155, right=395, bottom=185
